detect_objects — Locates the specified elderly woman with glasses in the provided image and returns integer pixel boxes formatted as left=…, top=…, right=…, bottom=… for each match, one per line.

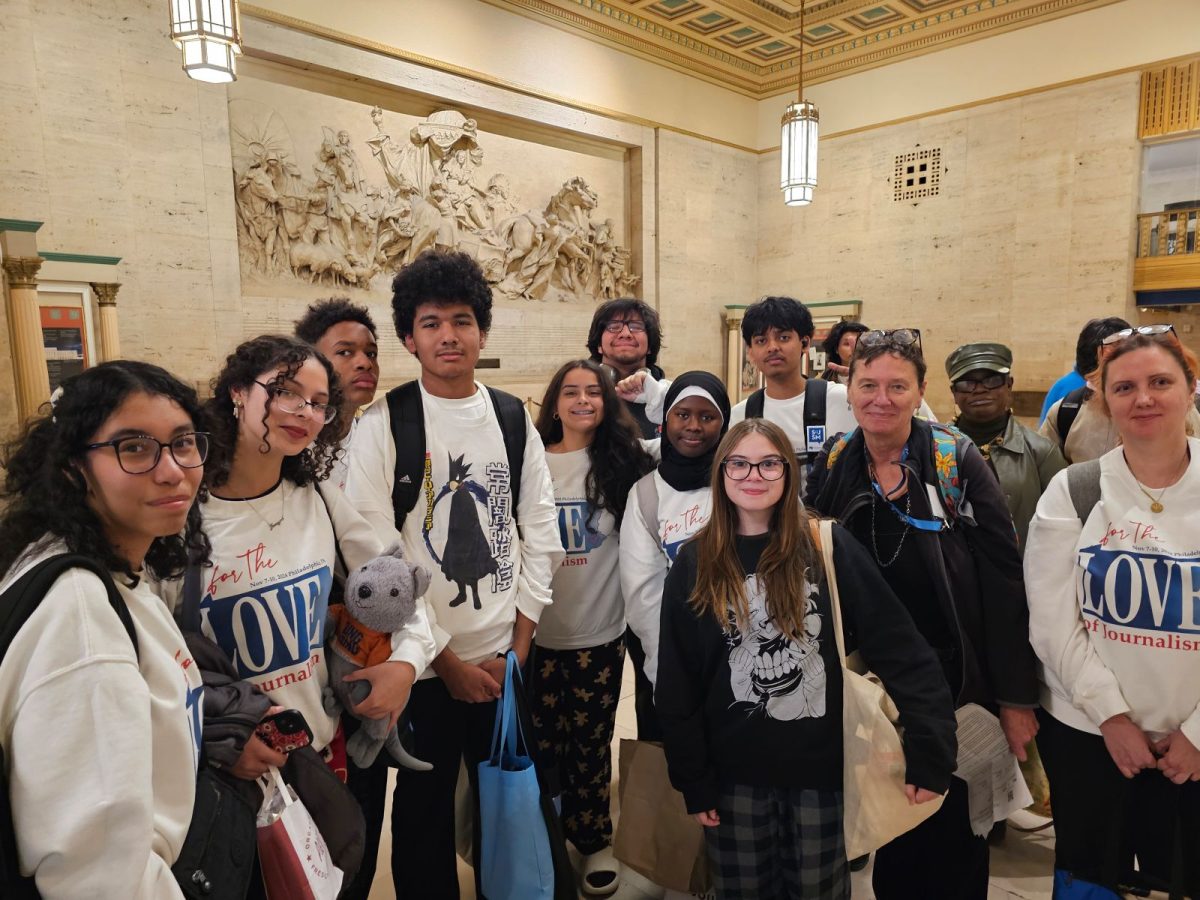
left=1025, top=325, right=1200, bottom=895
left=805, top=329, right=1040, bottom=900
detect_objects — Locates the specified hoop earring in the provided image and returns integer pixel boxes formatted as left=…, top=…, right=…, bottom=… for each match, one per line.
left=553, top=412, right=560, bottom=420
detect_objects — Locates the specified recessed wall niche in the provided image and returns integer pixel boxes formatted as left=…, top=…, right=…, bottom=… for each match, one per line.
left=227, top=74, right=635, bottom=384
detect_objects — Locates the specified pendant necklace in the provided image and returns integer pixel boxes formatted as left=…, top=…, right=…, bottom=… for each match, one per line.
left=244, top=483, right=286, bottom=530
left=868, top=459, right=910, bottom=567
left=1126, top=449, right=1190, bottom=514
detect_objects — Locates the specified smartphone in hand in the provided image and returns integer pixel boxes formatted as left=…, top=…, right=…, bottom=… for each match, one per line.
left=255, top=708, right=313, bottom=754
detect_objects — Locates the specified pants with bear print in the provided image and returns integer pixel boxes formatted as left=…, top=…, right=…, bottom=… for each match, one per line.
left=530, top=634, right=626, bottom=855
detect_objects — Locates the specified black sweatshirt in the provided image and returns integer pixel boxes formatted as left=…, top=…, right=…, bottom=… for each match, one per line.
left=655, top=524, right=957, bottom=815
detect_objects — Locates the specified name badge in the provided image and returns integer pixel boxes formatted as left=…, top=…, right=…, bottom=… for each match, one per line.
left=806, top=425, right=826, bottom=455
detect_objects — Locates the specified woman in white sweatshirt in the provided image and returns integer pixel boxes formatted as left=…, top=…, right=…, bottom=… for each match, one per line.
left=179, top=336, right=437, bottom=770
left=0, top=361, right=209, bottom=899
left=1025, top=326, right=1200, bottom=895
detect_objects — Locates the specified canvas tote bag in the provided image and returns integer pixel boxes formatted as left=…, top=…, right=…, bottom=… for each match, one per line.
left=815, top=517, right=945, bottom=858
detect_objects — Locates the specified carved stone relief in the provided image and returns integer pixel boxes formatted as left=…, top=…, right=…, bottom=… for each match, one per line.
left=229, top=97, right=638, bottom=305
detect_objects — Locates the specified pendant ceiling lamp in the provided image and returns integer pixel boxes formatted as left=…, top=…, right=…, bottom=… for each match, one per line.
left=780, top=1, right=818, bottom=206
left=169, top=0, right=243, bottom=84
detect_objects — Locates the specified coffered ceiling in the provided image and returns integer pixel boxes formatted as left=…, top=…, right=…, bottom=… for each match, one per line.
left=480, top=0, right=1122, bottom=97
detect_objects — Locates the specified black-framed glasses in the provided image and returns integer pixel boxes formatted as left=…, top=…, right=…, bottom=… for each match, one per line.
left=1101, top=324, right=1176, bottom=346
left=951, top=373, right=1008, bottom=394
left=85, top=432, right=209, bottom=475
left=254, top=381, right=338, bottom=424
left=859, top=328, right=922, bottom=351
left=722, top=457, right=788, bottom=481
left=603, top=320, right=647, bottom=334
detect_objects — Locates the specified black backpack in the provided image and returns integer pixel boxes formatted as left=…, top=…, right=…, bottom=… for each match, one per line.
left=744, top=377, right=828, bottom=465
left=385, top=381, right=528, bottom=532
left=0, top=555, right=138, bottom=899
left=1054, top=385, right=1091, bottom=450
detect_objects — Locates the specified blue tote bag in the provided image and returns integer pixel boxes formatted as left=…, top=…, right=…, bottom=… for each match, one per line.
left=478, top=652, right=556, bottom=900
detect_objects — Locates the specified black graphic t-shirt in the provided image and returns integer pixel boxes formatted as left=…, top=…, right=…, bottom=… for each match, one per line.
left=656, top=524, right=957, bottom=814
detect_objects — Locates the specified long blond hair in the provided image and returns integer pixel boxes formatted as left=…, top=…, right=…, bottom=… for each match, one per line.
left=689, top=419, right=823, bottom=643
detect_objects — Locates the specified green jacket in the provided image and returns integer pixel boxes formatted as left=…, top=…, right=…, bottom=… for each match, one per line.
left=983, top=415, right=1066, bottom=554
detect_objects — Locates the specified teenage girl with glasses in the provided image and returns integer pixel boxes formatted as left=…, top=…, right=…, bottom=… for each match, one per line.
left=656, top=418, right=955, bottom=899
left=0, top=361, right=209, bottom=897
left=160, top=335, right=438, bottom=889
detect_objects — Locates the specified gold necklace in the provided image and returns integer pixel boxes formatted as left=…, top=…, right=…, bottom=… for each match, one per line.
left=1126, top=450, right=1190, bottom=514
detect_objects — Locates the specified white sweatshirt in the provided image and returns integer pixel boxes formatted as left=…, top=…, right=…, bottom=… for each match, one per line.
left=329, top=416, right=359, bottom=492
left=619, top=471, right=712, bottom=687
left=345, top=383, right=563, bottom=668
left=162, top=480, right=437, bottom=750
left=1024, top=438, right=1200, bottom=746
left=537, top=448, right=625, bottom=650
left=0, top=542, right=203, bottom=899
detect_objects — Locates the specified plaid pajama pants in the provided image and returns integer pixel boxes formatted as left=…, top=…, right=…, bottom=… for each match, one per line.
left=705, top=783, right=849, bottom=900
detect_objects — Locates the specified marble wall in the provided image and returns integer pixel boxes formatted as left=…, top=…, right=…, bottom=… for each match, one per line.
left=757, top=72, right=1144, bottom=418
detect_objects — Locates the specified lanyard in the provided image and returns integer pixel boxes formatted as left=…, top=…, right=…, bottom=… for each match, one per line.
left=869, top=447, right=946, bottom=533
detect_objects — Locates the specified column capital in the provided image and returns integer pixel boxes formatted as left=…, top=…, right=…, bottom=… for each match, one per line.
left=2, top=256, right=43, bottom=289
left=91, top=282, right=121, bottom=307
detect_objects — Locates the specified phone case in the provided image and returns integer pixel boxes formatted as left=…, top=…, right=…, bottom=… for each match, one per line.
left=255, top=712, right=313, bottom=754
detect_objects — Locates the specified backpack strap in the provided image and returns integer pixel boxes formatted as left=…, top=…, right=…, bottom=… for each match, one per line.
left=1066, top=459, right=1102, bottom=524
left=636, top=474, right=660, bottom=548
left=1055, top=386, right=1090, bottom=451
left=824, top=427, right=857, bottom=471
left=800, top=377, right=828, bottom=466
left=928, top=422, right=967, bottom=521
left=386, top=381, right=426, bottom=533
left=745, top=388, right=765, bottom=420
left=0, top=553, right=138, bottom=898
left=0, top=553, right=138, bottom=664
left=484, top=386, right=527, bottom=523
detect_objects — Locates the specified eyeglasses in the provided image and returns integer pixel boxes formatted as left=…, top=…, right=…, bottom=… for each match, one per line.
left=722, top=457, right=788, bottom=481
left=1101, top=324, right=1176, bottom=346
left=85, top=431, right=210, bottom=475
left=951, top=373, right=1008, bottom=394
left=603, top=320, right=647, bottom=334
left=859, top=328, right=922, bottom=351
left=255, top=381, right=338, bottom=424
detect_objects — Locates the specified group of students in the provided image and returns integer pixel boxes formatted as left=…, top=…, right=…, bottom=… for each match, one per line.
left=1, top=246, right=1199, bottom=900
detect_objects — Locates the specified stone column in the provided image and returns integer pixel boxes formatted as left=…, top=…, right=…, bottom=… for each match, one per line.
left=91, top=282, right=122, bottom=361
left=723, top=306, right=746, bottom=403
left=2, top=256, right=50, bottom=421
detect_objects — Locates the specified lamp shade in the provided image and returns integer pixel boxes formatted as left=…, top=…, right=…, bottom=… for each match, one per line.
left=780, top=100, right=819, bottom=207
left=170, top=0, right=242, bottom=83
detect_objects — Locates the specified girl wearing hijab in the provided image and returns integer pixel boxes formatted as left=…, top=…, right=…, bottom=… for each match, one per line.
left=620, top=371, right=730, bottom=737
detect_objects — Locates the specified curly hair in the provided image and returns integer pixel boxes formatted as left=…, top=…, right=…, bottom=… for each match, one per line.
left=586, top=299, right=662, bottom=368
left=0, top=361, right=211, bottom=584
left=535, top=360, right=655, bottom=529
left=203, top=335, right=344, bottom=490
left=822, top=320, right=869, bottom=366
left=390, top=250, right=493, bottom=340
left=294, top=297, right=378, bottom=345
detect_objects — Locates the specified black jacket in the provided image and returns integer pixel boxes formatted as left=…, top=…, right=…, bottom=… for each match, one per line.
left=184, top=631, right=366, bottom=883
left=655, top=528, right=957, bottom=814
left=804, top=418, right=1039, bottom=710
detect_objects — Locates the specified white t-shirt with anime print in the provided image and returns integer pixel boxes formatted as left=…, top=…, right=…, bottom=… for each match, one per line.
left=345, top=383, right=563, bottom=670
left=620, top=471, right=712, bottom=687
left=726, top=573, right=827, bottom=722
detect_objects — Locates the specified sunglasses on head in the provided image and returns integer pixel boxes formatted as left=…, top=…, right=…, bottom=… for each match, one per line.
left=858, top=328, right=922, bottom=351
left=1100, top=324, right=1176, bottom=346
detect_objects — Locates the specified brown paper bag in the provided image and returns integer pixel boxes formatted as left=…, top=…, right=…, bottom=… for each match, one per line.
left=613, top=739, right=709, bottom=893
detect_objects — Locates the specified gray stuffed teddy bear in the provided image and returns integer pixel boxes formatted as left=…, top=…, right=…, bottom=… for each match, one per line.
left=323, top=542, right=433, bottom=771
